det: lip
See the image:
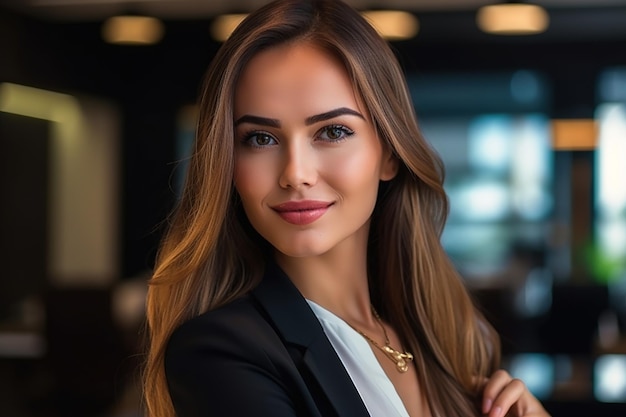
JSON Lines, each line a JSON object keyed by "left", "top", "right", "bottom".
{"left": 271, "top": 200, "right": 333, "bottom": 225}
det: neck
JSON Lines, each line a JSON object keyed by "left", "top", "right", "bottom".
{"left": 274, "top": 236, "right": 374, "bottom": 324}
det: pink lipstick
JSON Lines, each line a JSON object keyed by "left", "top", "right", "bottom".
{"left": 271, "top": 200, "right": 333, "bottom": 225}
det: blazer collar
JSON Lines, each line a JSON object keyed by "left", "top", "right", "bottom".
{"left": 251, "top": 262, "right": 370, "bottom": 417}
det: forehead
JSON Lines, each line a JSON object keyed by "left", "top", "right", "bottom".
{"left": 234, "top": 42, "right": 362, "bottom": 118}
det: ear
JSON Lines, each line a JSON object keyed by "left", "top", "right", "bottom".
{"left": 379, "top": 147, "right": 399, "bottom": 181}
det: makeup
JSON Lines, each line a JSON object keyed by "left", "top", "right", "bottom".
{"left": 271, "top": 200, "right": 333, "bottom": 225}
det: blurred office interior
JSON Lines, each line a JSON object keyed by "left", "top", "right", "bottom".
{"left": 0, "top": 0, "right": 625, "bottom": 416}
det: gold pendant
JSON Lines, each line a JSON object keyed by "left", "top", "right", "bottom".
{"left": 382, "top": 346, "right": 413, "bottom": 373}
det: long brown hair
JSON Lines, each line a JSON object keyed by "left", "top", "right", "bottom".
{"left": 144, "top": 1, "right": 500, "bottom": 416}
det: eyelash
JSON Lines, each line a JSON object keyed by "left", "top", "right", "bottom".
{"left": 318, "top": 124, "right": 355, "bottom": 142}
{"left": 240, "top": 124, "right": 355, "bottom": 148}
{"left": 240, "top": 130, "right": 276, "bottom": 148}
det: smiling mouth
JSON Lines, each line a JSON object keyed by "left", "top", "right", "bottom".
{"left": 271, "top": 201, "right": 333, "bottom": 225}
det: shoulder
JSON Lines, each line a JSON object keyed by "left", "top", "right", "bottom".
{"left": 170, "top": 296, "right": 264, "bottom": 334}
{"left": 165, "top": 295, "right": 273, "bottom": 360}
{"left": 163, "top": 298, "right": 311, "bottom": 417}
{"left": 164, "top": 296, "right": 291, "bottom": 400}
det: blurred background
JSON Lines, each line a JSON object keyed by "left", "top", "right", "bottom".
{"left": 0, "top": 0, "right": 625, "bottom": 416}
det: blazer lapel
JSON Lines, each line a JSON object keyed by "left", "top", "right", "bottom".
{"left": 252, "top": 262, "right": 370, "bottom": 417}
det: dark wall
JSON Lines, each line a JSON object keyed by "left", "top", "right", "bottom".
{"left": 0, "top": 113, "right": 49, "bottom": 314}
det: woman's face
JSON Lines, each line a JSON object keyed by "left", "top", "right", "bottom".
{"left": 233, "top": 42, "right": 397, "bottom": 259}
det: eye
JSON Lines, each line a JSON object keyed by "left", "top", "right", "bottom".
{"left": 317, "top": 125, "right": 354, "bottom": 142}
{"left": 242, "top": 131, "right": 278, "bottom": 148}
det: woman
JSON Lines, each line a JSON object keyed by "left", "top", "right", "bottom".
{"left": 144, "top": 1, "right": 550, "bottom": 416}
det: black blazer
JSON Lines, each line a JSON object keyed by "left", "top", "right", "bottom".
{"left": 165, "top": 263, "right": 371, "bottom": 417}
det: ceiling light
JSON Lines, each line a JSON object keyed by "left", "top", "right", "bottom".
{"left": 210, "top": 10, "right": 417, "bottom": 43}
{"left": 211, "top": 14, "right": 248, "bottom": 42}
{"left": 477, "top": 3, "right": 549, "bottom": 35}
{"left": 102, "top": 15, "right": 164, "bottom": 45}
{"left": 361, "top": 10, "right": 419, "bottom": 41}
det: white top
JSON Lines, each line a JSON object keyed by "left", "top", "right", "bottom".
{"left": 306, "top": 300, "right": 410, "bottom": 417}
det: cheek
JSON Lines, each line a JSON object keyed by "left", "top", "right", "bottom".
{"left": 234, "top": 154, "right": 273, "bottom": 203}
{"left": 324, "top": 146, "right": 382, "bottom": 188}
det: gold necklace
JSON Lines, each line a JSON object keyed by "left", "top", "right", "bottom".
{"left": 347, "top": 307, "right": 414, "bottom": 373}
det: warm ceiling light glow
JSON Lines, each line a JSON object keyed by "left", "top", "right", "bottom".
{"left": 477, "top": 4, "right": 549, "bottom": 35}
{"left": 102, "top": 15, "right": 164, "bottom": 45}
{"left": 361, "top": 10, "right": 419, "bottom": 40}
{"left": 211, "top": 14, "right": 248, "bottom": 42}
{"left": 551, "top": 119, "right": 598, "bottom": 150}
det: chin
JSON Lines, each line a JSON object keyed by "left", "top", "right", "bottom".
{"left": 276, "top": 248, "right": 327, "bottom": 259}
{"left": 273, "top": 241, "right": 331, "bottom": 259}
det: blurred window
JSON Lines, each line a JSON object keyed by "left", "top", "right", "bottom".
{"left": 594, "top": 68, "right": 626, "bottom": 290}
{"left": 595, "top": 354, "right": 626, "bottom": 402}
{"left": 408, "top": 71, "right": 553, "bottom": 283}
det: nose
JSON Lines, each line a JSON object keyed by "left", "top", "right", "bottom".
{"left": 278, "top": 141, "right": 317, "bottom": 189}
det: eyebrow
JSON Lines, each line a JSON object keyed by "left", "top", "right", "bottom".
{"left": 305, "top": 107, "right": 365, "bottom": 125}
{"left": 234, "top": 107, "right": 364, "bottom": 128}
{"left": 233, "top": 115, "right": 280, "bottom": 128}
